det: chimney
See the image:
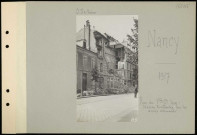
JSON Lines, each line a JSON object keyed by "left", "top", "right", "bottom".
{"left": 86, "top": 20, "right": 91, "bottom": 50}
{"left": 83, "top": 25, "right": 86, "bottom": 48}
{"left": 86, "top": 20, "right": 90, "bottom": 27}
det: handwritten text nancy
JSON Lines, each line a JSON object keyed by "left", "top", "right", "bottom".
{"left": 147, "top": 30, "right": 179, "bottom": 54}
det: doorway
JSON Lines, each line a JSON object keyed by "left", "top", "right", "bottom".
{"left": 82, "top": 73, "right": 87, "bottom": 91}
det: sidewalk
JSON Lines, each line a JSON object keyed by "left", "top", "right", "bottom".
{"left": 77, "top": 93, "right": 138, "bottom": 122}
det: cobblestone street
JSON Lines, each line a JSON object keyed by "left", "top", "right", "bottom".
{"left": 77, "top": 93, "right": 138, "bottom": 122}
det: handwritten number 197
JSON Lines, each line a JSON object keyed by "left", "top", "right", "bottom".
{"left": 159, "top": 72, "right": 170, "bottom": 83}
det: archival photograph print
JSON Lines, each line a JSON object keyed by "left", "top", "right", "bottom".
{"left": 76, "top": 15, "right": 138, "bottom": 122}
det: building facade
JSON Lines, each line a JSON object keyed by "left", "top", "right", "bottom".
{"left": 77, "top": 45, "right": 97, "bottom": 93}
{"left": 76, "top": 20, "right": 137, "bottom": 96}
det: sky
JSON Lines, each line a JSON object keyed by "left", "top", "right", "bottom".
{"left": 76, "top": 15, "right": 138, "bottom": 42}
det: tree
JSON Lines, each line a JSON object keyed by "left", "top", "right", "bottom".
{"left": 127, "top": 17, "right": 138, "bottom": 87}
{"left": 127, "top": 17, "right": 138, "bottom": 57}
{"left": 91, "top": 67, "right": 100, "bottom": 92}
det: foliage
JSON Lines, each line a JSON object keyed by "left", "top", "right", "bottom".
{"left": 127, "top": 18, "right": 138, "bottom": 65}
{"left": 91, "top": 67, "right": 99, "bottom": 82}
{"left": 127, "top": 18, "right": 138, "bottom": 48}
{"left": 132, "top": 67, "right": 138, "bottom": 87}
{"left": 94, "top": 88, "right": 108, "bottom": 95}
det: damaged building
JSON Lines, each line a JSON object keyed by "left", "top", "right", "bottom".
{"left": 76, "top": 20, "right": 137, "bottom": 96}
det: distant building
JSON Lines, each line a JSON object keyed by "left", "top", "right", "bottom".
{"left": 76, "top": 20, "right": 137, "bottom": 96}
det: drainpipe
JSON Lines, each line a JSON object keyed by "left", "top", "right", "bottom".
{"left": 84, "top": 25, "right": 85, "bottom": 40}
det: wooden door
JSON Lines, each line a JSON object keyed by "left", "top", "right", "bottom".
{"left": 82, "top": 73, "right": 87, "bottom": 91}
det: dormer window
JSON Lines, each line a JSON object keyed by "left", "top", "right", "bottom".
{"left": 98, "top": 50, "right": 102, "bottom": 57}
{"left": 105, "top": 42, "right": 108, "bottom": 46}
{"left": 100, "top": 40, "right": 103, "bottom": 45}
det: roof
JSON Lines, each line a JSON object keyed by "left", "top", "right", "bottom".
{"left": 76, "top": 26, "right": 98, "bottom": 53}
{"left": 76, "top": 21, "right": 128, "bottom": 52}
{"left": 93, "top": 30, "right": 109, "bottom": 41}
{"left": 76, "top": 28, "right": 85, "bottom": 41}
{"left": 103, "top": 33, "right": 125, "bottom": 48}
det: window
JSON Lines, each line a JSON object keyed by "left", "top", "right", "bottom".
{"left": 99, "top": 77, "right": 104, "bottom": 89}
{"left": 129, "top": 63, "right": 131, "bottom": 70}
{"left": 124, "top": 80, "right": 127, "bottom": 85}
{"left": 100, "top": 63, "right": 103, "bottom": 72}
{"left": 116, "top": 51, "right": 118, "bottom": 56}
{"left": 130, "top": 63, "right": 132, "bottom": 70}
{"left": 111, "top": 79, "right": 113, "bottom": 88}
{"left": 117, "top": 79, "right": 120, "bottom": 88}
{"left": 107, "top": 78, "right": 110, "bottom": 88}
{"left": 115, "top": 78, "right": 118, "bottom": 88}
{"left": 76, "top": 52, "right": 79, "bottom": 68}
{"left": 110, "top": 78, "right": 113, "bottom": 88}
{"left": 83, "top": 56, "right": 87, "bottom": 68}
{"left": 115, "top": 64, "right": 118, "bottom": 69}
{"left": 91, "top": 58, "right": 95, "bottom": 69}
{"left": 98, "top": 49, "right": 102, "bottom": 57}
